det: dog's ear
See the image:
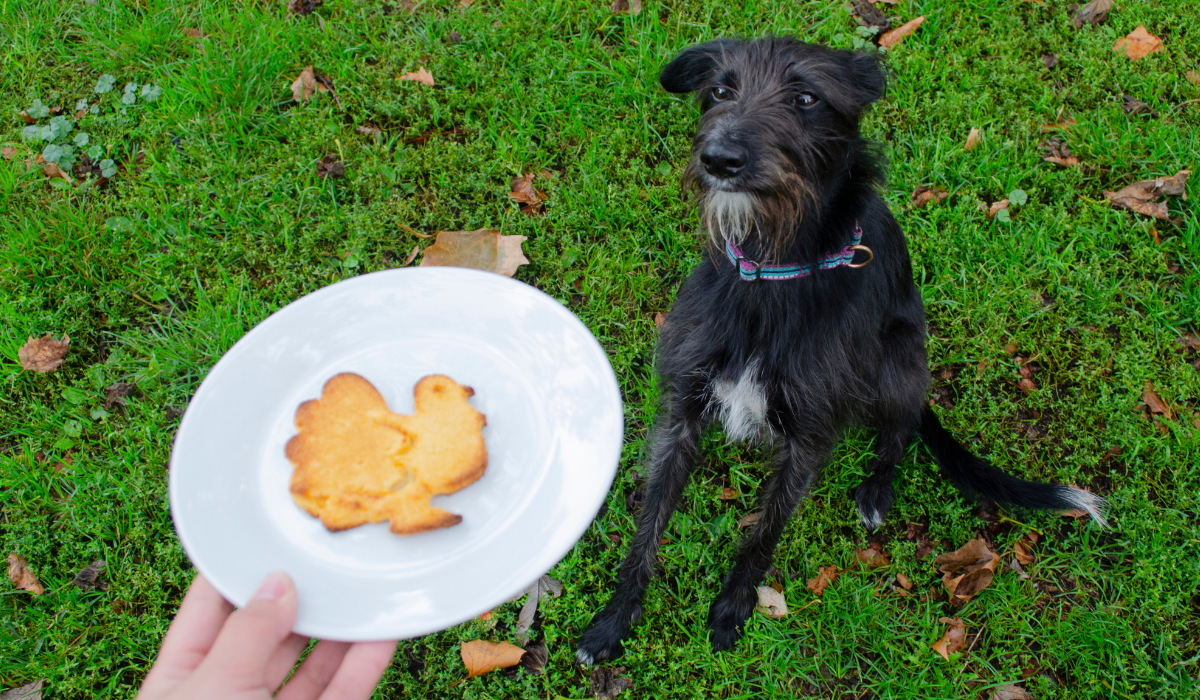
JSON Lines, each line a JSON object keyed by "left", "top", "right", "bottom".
{"left": 850, "top": 52, "right": 886, "bottom": 106}
{"left": 660, "top": 39, "right": 741, "bottom": 93}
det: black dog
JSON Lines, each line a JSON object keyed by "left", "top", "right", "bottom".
{"left": 576, "top": 37, "right": 1105, "bottom": 663}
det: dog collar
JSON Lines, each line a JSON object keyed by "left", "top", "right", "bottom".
{"left": 723, "top": 223, "right": 873, "bottom": 281}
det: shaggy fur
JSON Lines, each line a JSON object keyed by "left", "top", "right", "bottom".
{"left": 575, "top": 37, "right": 1105, "bottom": 664}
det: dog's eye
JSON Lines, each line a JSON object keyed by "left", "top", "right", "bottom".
{"left": 790, "top": 92, "right": 818, "bottom": 107}
{"left": 711, "top": 86, "right": 733, "bottom": 102}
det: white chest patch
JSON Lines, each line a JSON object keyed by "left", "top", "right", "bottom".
{"left": 710, "top": 360, "right": 771, "bottom": 443}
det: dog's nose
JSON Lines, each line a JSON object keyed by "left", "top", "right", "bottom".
{"left": 700, "top": 143, "right": 748, "bottom": 179}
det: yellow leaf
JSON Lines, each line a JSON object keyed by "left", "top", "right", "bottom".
{"left": 460, "top": 640, "right": 525, "bottom": 678}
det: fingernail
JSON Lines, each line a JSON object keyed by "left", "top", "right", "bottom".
{"left": 253, "top": 572, "right": 289, "bottom": 601}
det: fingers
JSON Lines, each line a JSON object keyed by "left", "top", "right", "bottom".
{"left": 192, "top": 571, "right": 298, "bottom": 689}
{"left": 274, "top": 640, "right": 351, "bottom": 700}
{"left": 314, "top": 640, "right": 398, "bottom": 700}
{"left": 265, "top": 633, "right": 313, "bottom": 690}
{"left": 136, "top": 574, "right": 234, "bottom": 698}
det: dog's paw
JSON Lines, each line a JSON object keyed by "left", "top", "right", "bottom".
{"left": 575, "top": 605, "right": 640, "bottom": 665}
{"left": 854, "top": 473, "right": 895, "bottom": 530}
{"left": 707, "top": 590, "right": 756, "bottom": 652}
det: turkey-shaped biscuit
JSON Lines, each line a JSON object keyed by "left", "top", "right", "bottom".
{"left": 286, "top": 373, "right": 487, "bottom": 535}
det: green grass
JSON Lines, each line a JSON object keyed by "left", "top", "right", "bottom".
{"left": 2, "top": 0, "right": 1198, "bottom": 697}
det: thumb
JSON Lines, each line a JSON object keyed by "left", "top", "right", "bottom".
{"left": 193, "top": 571, "right": 298, "bottom": 689}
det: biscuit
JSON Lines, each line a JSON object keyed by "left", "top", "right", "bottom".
{"left": 285, "top": 373, "right": 488, "bottom": 535}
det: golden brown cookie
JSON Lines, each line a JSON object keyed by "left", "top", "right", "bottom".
{"left": 285, "top": 373, "right": 488, "bottom": 535}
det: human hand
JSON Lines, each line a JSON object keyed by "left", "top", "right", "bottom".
{"left": 137, "top": 572, "right": 397, "bottom": 700}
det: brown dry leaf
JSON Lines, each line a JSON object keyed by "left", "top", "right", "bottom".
{"left": 1013, "top": 539, "right": 1035, "bottom": 565}
{"left": 1179, "top": 334, "right": 1200, "bottom": 351}
{"left": 403, "top": 245, "right": 420, "bottom": 265}
{"left": 931, "top": 617, "right": 966, "bottom": 661}
{"left": 855, "top": 546, "right": 891, "bottom": 569}
{"left": 1142, "top": 381, "right": 1172, "bottom": 421}
{"left": 291, "top": 66, "right": 317, "bottom": 102}
{"left": 1188, "top": 71, "right": 1200, "bottom": 87}
{"left": 459, "top": 640, "right": 525, "bottom": 678}
{"left": 1041, "top": 137, "right": 1079, "bottom": 167}
{"left": 0, "top": 680, "right": 43, "bottom": 700}
{"left": 7, "top": 554, "right": 44, "bottom": 595}
{"left": 42, "top": 163, "right": 72, "bottom": 183}
{"left": 990, "top": 683, "right": 1035, "bottom": 700}
{"left": 590, "top": 666, "right": 634, "bottom": 699}
{"left": 718, "top": 486, "right": 738, "bottom": 500}
{"left": 1072, "top": 0, "right": 1112, "bottom": 29}
{"left": 18, "top": 110, "right": 35, "bottom": 124}
{"left": 1122, "top": 95, "right": 1156, "bottom": 117}
{"left": 850, "top": 0, "right": 891, "bottom": 31}
{"left": 878, "top": 16, "right": 925, "bottom": 49}
{"left": 1105, "top": 170, "right": 1189, "bottom": 220}
{"left": 610, "top": 0, "right": 642, "bottom": 15}
{"left": 755, "top": 586, "right": 788, "bottom": 619}
{"left": 1114, "top": 25, "right": 1164, "bottom": 61}
{"left": 18, "top": 334, "right": 70, "bottom": 372}
{"left": 964, "top": 127, "right": 981, "bottom": 151}
{"left": 182, "top": 27, "right": 204, "bottom": 38}
{"left": 1016, "top": 377, "right": 1037, "bottom": 393}
{"left": 104, "top": 381, "right": 135, "bottom": 409}
{"left": 508, "top": 173, "right": 548, "bottom": 215}
{"left": 316, "top": 154, "right": 345, "bottom": 179}
{"left": 806, "top": 565, "right": 839, "bottom": 596}
{"left": 654, "top": 312, "right": 666, "bottom": 328}
{"left": 420, "top": 229, "right": 530, "bottom": 277}
{"left": 895, "top": 572, "right": 913, "bottom": 590}
{"left": 288, "top": 0, "right": 324, "bottom": 16}
{"left": 911, "top": 185, "right": 949, "bottom": 208}
{"left": 985, "top": 199, "right": 1010, "bottom": 220}
{"left": 519, "top": 640, "right": 548, "bottom": 675}
{"left": 73, "top": 560, "right": 107, "bottom": 591}
{"left": 2, "top": 146, "right": 16, "bottom": 160}
{"left": 934, "top": 537, "right": 997, "bottom": 601}
{"left": 355, "top": 124, "right": 382, "bottom": 138}
{"left": 400, "top": 67, "right": 436, "bottom": 86}
{"left": 1041, "top": 52, "right": 1058, "bottom": 69}
{"left": 737, "top": 511, "right": 761, "bottom": 529}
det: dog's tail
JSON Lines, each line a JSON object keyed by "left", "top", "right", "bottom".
{"left": 918, "top": 406, "right": 1107, "bottom": 527}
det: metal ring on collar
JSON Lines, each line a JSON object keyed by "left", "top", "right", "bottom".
{"left": 846, "top": 244, "right": 873, "bottom": 269}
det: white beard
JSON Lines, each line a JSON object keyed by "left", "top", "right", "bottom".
{"left": 701, "top": 190, "right": 756, "bottom": 245}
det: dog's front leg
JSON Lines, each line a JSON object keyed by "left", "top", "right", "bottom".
{"left": 708, "top": 436, "right": 827, "bottom": 652}
{"left": 575, "top": 413, "right": 704, "bottom": 664}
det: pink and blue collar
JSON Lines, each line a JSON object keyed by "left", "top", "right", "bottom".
{"left": 723, "top": 223, "right": 873, "bottom": 281}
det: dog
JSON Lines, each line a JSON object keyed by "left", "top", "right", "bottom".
{"left": 575, "top": 37, "right": 1106, "bottom": 663}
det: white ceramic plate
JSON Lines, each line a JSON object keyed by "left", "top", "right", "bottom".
{"left": 169, "top": 267, "right": 623, "bottom": 641}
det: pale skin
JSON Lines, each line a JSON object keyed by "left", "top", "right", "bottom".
{"left": 137, "top": 572, "right": 397, "bottom": 700}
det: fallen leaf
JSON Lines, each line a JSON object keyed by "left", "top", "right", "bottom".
{"left": 931, "top": 617, "right": 966, "bottom": 661}
{"left": 654, "top": 312, "right": 666, "bottom": 328}
{"left": 737, "top": 511, "right": 761, "bottom": 529}
{"left": 0, "top": 680, "right": 43, "bottom": 700}
{"left": 42, "top": 163, "right": 73, "bottom": 183}
{"left": 806, "top": 565, "right": 839, "bottom": 595}
{"left": 1114, "top": 25, "right": 1163, "bottom": 61}
{"left": 878, "top": 16, "right": 924, "bottom": 49}
{"left": 1105, "top": 170, "right": 1190, "bottom": 220}
{"left": 964, "top": 127, "right": 981, "bottom": 151}
{"left": 19, "top": 110, "right": 35, "bottom": 124}
{"left": 985, "top": 199, "right": 1010, "bottom": 220}
{"left": 104, "top": 381, "right": 135, "bottom": 409}
{"left": 1040, "top": 137, "right": 1079, "bottom": 167}
{"left": 755, "top": 586, "right": 788, "bottom": 619}
{"left": 72, "top": 560, "right": 107, "bottom": 591}
{"left": 182, "top": 27, "right": 204, "bottom": 38}
{"left": 291, "top": 66, "right": 317, "bottom": 102}
{"left": 990, "top": 683, "right": 1035, "bottom": 700}
{"left": 895, "top": 572, "right": 913, "bottom": 590}
{"left": 447, "top": 31, "right": 463, "bottom": 43}
{"left": 911, "top": 185, "right": 949, "bottom": 208}
{"left": 316, "top": 154, "right": 345, "bottom": 179}
{"left": 519, "top": 640, "right": 548, "bottom": 675}
{"left": 1013, "top": 538, "right": 1035, "bottom": 565}
{"left": 1188, "top": 71, "right": 1200, "bottom": 87}
{"left": 850, "top": 0, "right": 891, "bottom": 31}
{"left": 1004, "top": 343, "right": 1019, "bottom": 355}
{"left": 856, "top": 546, "right": 891, "bottom": 569}
{"left": 18, "top": 334, "right": 70, "bottom": 372}
{"left": 1071, "top": 0, "right": 1112, "bottom": 29}
{"left": 288, "top": 0, "right": 323, "bottom": 16}
{"left": 7, "top": 554, "right": 44, "bottom": 595}
{"left": 609, "top": 0, "right": 641, "bottom": 15}
{"left": 403, "top": 245, "right": 420, "bottom": 265}
{"left": 1142, "top": 381, "right": 1172, "bottom": 421}
{"left": 400, "top": 67, "right": 435, "bottom": 86}
{"left": 420, "top": 229, "right": 529, "bottom": 277}
{"left": 1016, "top": 377, "right": 1037, "bottom": 392}
{"left": 915, "top": 537, "right": 935, "bottom": 560}
{"left": 355, "top": 124, "right": 382, "bottom": 138}
{"left": 508, "top": 172, "right": 548, "bottom": 215}
{"left": 516, "top": 575, "right": 563, "bottom": 642}
{"left": 590, "top": 666, "right": 634, "bottom": 698}
{"left": 1122, "top": 95, "right": 1156, "bottom": 117}
{"left": 2, "top": 147, "right": 16, "bottom": 160}
{"left": 934, "top": 537, "right": 997, "bottom": 601}
{"left": 1041, "top": 52, "right": 1058, "bottom": 69}
{"left": 459, "top": 640, "right": 525, "bottom": 678}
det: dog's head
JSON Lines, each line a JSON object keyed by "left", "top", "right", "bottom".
{"left": 662, "top": 37, "right": 885, "bottom": 251}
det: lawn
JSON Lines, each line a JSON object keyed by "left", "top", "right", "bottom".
{"left": 2, "top": 0, "right": 1198, "bottom": 697}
